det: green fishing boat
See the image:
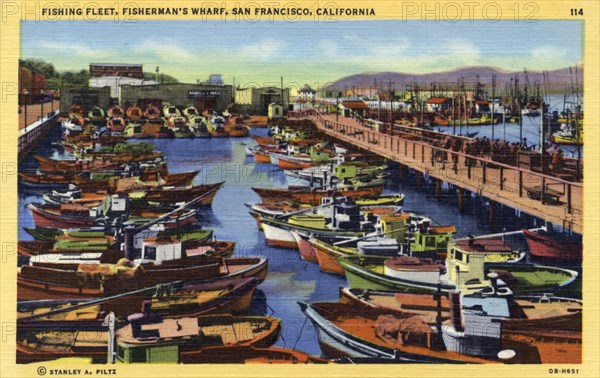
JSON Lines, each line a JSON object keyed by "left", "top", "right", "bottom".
{"left": 24, "top": 227, "right": 106, "bottom": 241}
{"left": 339, "top": 239, "right": 578, "bottom": 295}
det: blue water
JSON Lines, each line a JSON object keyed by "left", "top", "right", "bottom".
{"left": 18, "top": 126, "right": 582, "bottom": 357}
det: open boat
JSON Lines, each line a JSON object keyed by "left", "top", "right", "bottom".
{"left": 17, "top": 313, "right": 280, "bottom": 364}
{"left": 144, "top": 106, "right": 161, "bottom": 119}
{"left": 300, "top": 299, "right": 580, "bottom": 363}
{"left": 17, "top": 253, "right": 268, "bottom": 301}
{"left": 125, "top": 106, "right": 143, "bottom": 121}
{"left": 17, "top": 276, "right": 258, "bottom": 322}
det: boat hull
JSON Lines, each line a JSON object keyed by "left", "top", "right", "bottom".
{"left": 311, "top": 240, "right": 345, "bottom": 275}
{"left": 291, "top": 231, "right": 317, "bottom": 262}
{"left": 522, "top": 229, "right": 582, "bottom": 262}
{"left": 261, "top": 222, "right": 297, "bottom": 249}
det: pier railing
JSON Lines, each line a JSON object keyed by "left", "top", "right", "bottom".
{"left": 288, "top": 109, "right": 583, "bottom": 234}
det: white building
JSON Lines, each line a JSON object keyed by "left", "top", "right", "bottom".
{"left": 89, "top": 76, "right": 156, "bottom": 99}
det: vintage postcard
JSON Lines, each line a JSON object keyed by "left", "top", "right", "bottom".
{"left": 1, "top": 0, "right": 598, "bottom": 377}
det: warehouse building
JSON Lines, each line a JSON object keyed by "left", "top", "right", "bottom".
{"left": 235, "top": 86, "right": 290, "bottom": 115}
{"left": 60, "top": 87, "right": 112, "bottom": 113}
{"left": 119, "top": 83, "right": 233, "bottom": 112}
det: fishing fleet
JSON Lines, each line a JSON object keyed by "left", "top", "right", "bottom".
{"left": 17, "top": 99, "right": 582, "bottom": 365}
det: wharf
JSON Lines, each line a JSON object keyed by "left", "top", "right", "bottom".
{"left": 289, "top": 109, "right": 583, "bottom": 234}
{"left": 18, "top": 106, "right": 60, "bottom": 159}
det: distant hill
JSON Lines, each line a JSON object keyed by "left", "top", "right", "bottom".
{"left": 326, "top": 66, "right": 583, "bottom": 93}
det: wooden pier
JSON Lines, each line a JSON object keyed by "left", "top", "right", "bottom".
{"left": 19, "top": 109, "right": 60, "bottom": 160}
{"left": 289, "top": 110, "right": 583, "bottom": 234}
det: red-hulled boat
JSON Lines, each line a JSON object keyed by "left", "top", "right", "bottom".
{"left": 252, "top": 186, "right": 382, "bottom": 206}
{"left": 277, "top": 155, "right": 320, "bottom": 170}
{"left": 522, "top": 229, "right": 582, "bottom": 262}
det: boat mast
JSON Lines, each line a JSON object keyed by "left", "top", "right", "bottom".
{"left": 104, "top": 312, "right": 116, "bottom": 364}
{"left": 491, "top": 74, "right": 496, "bottom": 140}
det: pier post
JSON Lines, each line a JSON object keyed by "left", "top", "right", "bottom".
{"left": 435, "top": 179, "right": 442, "bottom": 199}
{"left": 488, "top": 200, "right": 497, "bottom": 226}
{"left": 415, "top": 171, "right": 423, "bottom": 188}
{"left": 399, "top": 164, "right": 408, "bottom": 179}
{"left": 457, "top": 188, "right": 465, "bottom": 213}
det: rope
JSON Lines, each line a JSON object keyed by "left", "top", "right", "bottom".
{"left": 292, "top": 315, "right": 309, "bottom": 351}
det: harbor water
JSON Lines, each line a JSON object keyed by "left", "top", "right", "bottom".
{"left": 18, "top": 125, "right": 582, "bottom": 357}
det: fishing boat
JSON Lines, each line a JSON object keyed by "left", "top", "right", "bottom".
{"left": 227, "top": 116, "right": 250, "bottom": 137}
{"left": 301, "top": 296, "right": 580, "bottom": 363}
{"left": 28, "top": 200, "right": 197, "bottom": 229}
{"left": 17, "top": 313, "right": 280, "bottom": 364}
{"left": 258, "top": 200, "right": 392, "bottom": 249}
{"left": 299, "top": 301, "right": 504, "bottom": 363}
{"left": 550, "top": 122, "right": 583, "bottom": 146}
{"left": 339, "top": 239, "right": 578, "bottom": 295}
{"left": 141, "top": 182, "right": 224, "bottom": 207}
{"left": 306, "top": 217, "right": 459, "bottom": 276}
{"left": 205, "top": 113, "right": 229, "bottom": 137}
{"left": 252, "top": 186, "right": 382, "bottom": 206}
{"left": 187, "top": 116, "right": 211, "bottom": 138}
{"left": 107, "top": 105, "right": 124, "bottom": 118}
{"left": 61, "top": 115, "right": 85, "bottom": 136}
{"left": 253, "top": 149, "right": 274, "bottom": 164}
{"left": 154, "top": 127, "right": 175, "bottom": 139}
{"left": 522, "top": 228, "right": 582, "bottom": 262}
{"left": 339, "top": 287, "right": 581, "bottom": 329}
{"left": 248, "top": 194, "right": 405, "bottom": 231}
{"left": 174, "top": 126, "right": 194, "bottom": 138}
{"left": 33, "top": 155, "right": 120, "bottom": 173}
{"left": 126, "top": 106, "right": 143, "bottom": 121}
{"left": 122, "top": 123, "right": 153, "bottom": 139}
{"left": 163, "top": 105, "right": 181, "bottom": 118}
{"left": 19, "top": 172, "right": 75, "bottom": 188}
{"left": 17, "top": 276, "right": 258, "bottom": 322}
{"left": 166, "top": 114, "right": 188, "bottom": 129}
{"left": 87, "top": 106, "right": 106, "bottom": 123}
{"left": 17, "top": 250, "right": 268, "bottom": 301}
{"left": 174, "top": 345, "right": 328, "bottom": 364}
{"left": 182, "top": 105, "right": 199, "bottom": 119}
{"left": 285, "top": 163, "right": 388, "bottom": 188}
{"left": 144, "top": 106, "right": 161, "bottom": 119}
{"left": 277, "top": 155, "right": 320, "bottom": 170}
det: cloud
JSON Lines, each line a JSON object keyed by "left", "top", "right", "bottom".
{"left": 134, "top": 38, "right": 194, "bottom": 60}
{"left": 239, "top": 38, "right": 286, "bottom": 60}
{"left": 444, "top": 39, "right": 481, "bottom": 64}
{"left": 35, "top": 40, "right": 96, "bottom": 55}
{"left": 532, "top": 45, "right": 567, "bottom": 62}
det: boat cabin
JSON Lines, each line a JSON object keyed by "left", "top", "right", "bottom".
{"left": 139, "top": 238, "right": 183, "bottom": 264}
{"left": 309, "top": 146, "right": 332, "bottom": 163}
{"left": 409, "top": 226, "right": 456, "bottom": 257}
{"left": 115, "top": 315, "right": 202, "bottom": 364}
{"left": 445, "top": 239, "right": 515, "bottom": 293}
{"left": 334, "top": 164, "right": 358, "bottom": 180}
{"left": 376, "top": 214, "right": 409, "bottom": 243}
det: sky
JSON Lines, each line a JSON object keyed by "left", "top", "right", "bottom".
{"left": 21, "top": 20, "right": 583, "bottom": 89}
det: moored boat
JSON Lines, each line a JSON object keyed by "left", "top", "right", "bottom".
{"left": 522, "top": 229, "right": 582, "bottom": 262}
{"left": 252, "top": 186, "right": 382, "bottom": 206}
{"left": 17, "top": 313, "right": 280, "bottom": 364}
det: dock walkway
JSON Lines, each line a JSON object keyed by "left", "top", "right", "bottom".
{"left": 289, "top": 109, "right": 583, "bottom": 234}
